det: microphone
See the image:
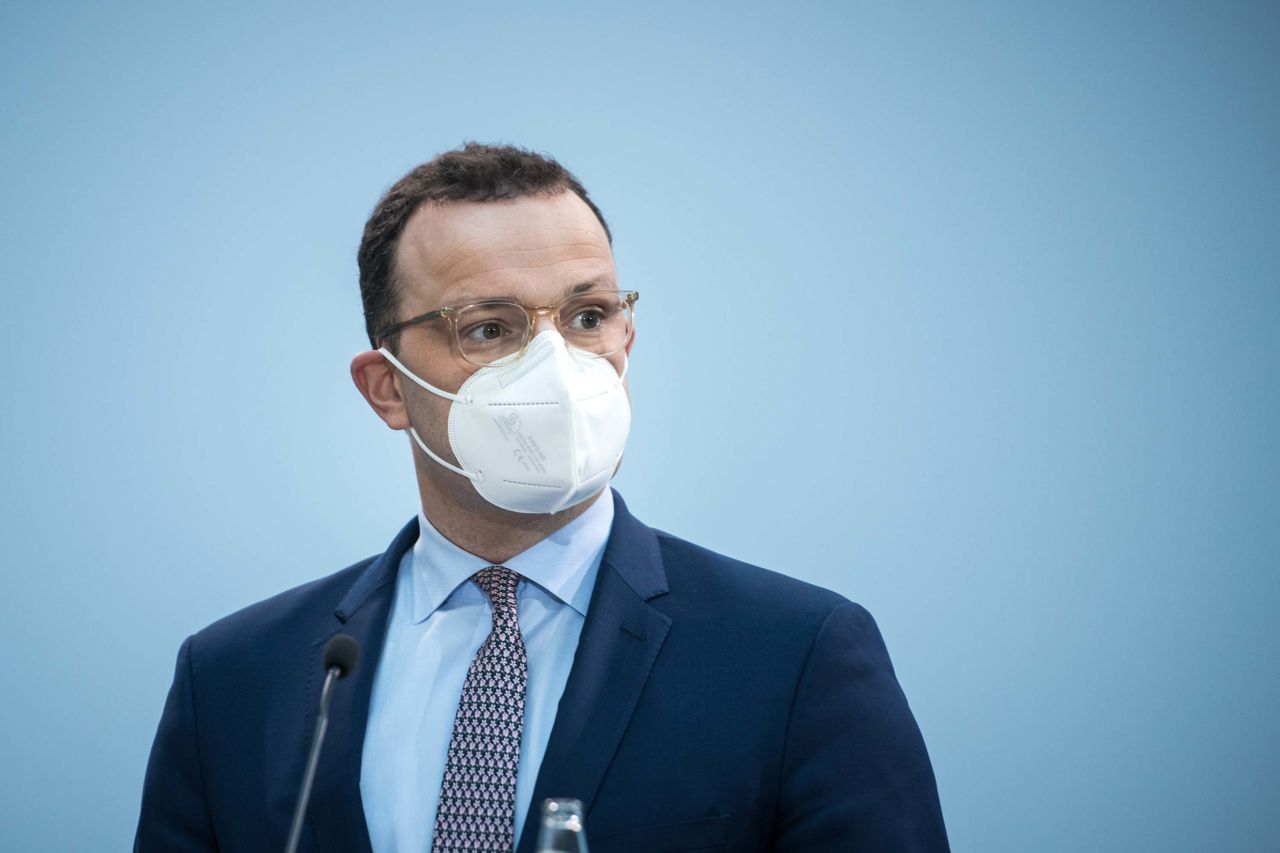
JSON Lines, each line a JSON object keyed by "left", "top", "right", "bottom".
{"left": 322, "top": 634, "right": 360, "bottom": 678}
{"left": 284, "top": 634, "right": 360, "bottom": 853}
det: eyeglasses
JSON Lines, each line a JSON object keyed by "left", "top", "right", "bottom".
{"left": 376, "top": 289, "right": 638, "bottom": 367}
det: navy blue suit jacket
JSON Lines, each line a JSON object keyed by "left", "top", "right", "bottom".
{"left": 137, "top": 493, "right": 949, "bottom": 851}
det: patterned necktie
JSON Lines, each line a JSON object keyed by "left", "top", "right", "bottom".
{"left": 432, "top": 566, "right": 529, "bottom": 853}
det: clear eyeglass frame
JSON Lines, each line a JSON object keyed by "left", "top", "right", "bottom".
{"left": 375, "top": 289, "right": 639, "bottom": 368}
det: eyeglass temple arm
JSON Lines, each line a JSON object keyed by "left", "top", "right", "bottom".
{"left": 374, "top": 307, "right": 451, "bottom": 345}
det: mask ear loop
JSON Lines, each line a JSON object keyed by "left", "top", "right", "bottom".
{"left": 377, "top": 347, "right": 480, "bottom": 482}
{"left": 377, "top": 347, "right": 467, "bottom": 402}
{"left": 407, "top": 427, "right": 478, "bottom": 481}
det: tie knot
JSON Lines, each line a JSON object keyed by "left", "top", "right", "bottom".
{"left": 471, "top": 566, "right": 520, "bottom": 616}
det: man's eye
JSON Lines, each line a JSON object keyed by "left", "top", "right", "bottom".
{"left": 464, "top": 321, "right": 512, "bottom": 342}
{"left": 569, "top": 308, "right": 606, "bottom": 331}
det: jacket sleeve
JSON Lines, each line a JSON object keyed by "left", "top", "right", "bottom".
{"left": 135, "top": 635, "right": 219, "bottom": 852}
{"left": 774, "top": 602, "right": 950, "bottom": 851}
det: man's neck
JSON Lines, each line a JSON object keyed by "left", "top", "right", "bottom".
{"left": 415, "top": 466, "right": 602, "bottom": 564}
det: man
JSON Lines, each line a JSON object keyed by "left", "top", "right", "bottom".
{"left": 136, "top": 143, "right": 950, "bottom": 852}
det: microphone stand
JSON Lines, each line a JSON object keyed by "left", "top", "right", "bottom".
{"left": 284, "top": 663, "right": 341, "bottom": 853}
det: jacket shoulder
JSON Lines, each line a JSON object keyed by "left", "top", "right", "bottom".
{"left": 652, "top": 528, "right": 859, "bottom": 626}
{"left": 188, "top": 555, "right": 378, "bottom": 661}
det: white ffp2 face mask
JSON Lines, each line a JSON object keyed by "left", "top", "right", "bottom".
{"left": 378, "top": 331, "right": 631, "bottom": 515}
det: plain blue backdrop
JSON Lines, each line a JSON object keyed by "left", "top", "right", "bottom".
{"left": 2, "top": 2, "right": 1277, "bottom": 850}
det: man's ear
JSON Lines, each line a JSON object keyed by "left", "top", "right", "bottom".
{"left": 625, "top": 327, "right": 636, "bottom": 356}
{"left": 351, "top": 350, "right": 411, "bottom": 430}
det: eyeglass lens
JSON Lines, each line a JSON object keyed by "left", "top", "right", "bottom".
{"left": 453, "top": 292, "right": 634, "bottom": 366}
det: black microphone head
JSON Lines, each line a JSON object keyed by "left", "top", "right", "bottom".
{"left": 322, "top": 634, "right": 360, "bottom": 678}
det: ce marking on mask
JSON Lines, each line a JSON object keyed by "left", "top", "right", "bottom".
{"left": 494, "top": 408, "right": 550, "bottom": 475}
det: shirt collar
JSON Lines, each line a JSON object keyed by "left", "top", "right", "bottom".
{"left": 409, "top": 489, "right": 615, "bottom": 624}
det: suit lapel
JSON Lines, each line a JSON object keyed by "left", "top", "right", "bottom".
{"left": 289, "top": 494, "right": 666, "bottom": 853}
{"left": 304, "top": 518, "right": 418, "bottom": 853}
{"left": 516, "top": 492, "right": 671, "bottom": 853}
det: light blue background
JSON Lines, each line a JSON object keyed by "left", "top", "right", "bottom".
{"left": 2, "top": 2, "right": 1277, "bottom": 850}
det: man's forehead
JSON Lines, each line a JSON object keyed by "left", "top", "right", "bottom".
{"left": 394, "top": 193, "right": 614, "bottom": 306}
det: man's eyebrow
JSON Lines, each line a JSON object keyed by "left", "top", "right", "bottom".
{"left": 568, "top": 276, "right": 614, "bottom": 295}
{"left": 446, "top": 276, "right": 614, "bottom": 306}
{"left": 447, "top": 293, "right": 517, "bottom": 305}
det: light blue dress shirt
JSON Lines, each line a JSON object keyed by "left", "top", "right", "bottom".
{"left": 360, "top": 489, "right": 613, "bottom": 852}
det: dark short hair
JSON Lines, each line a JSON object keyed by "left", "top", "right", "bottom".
{"left": 357, "top": 142, "right": 613, "bottom": 349}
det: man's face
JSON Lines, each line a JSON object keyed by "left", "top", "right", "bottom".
{"left": 387, "top": 191, "right": 623, "bottom": 480}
